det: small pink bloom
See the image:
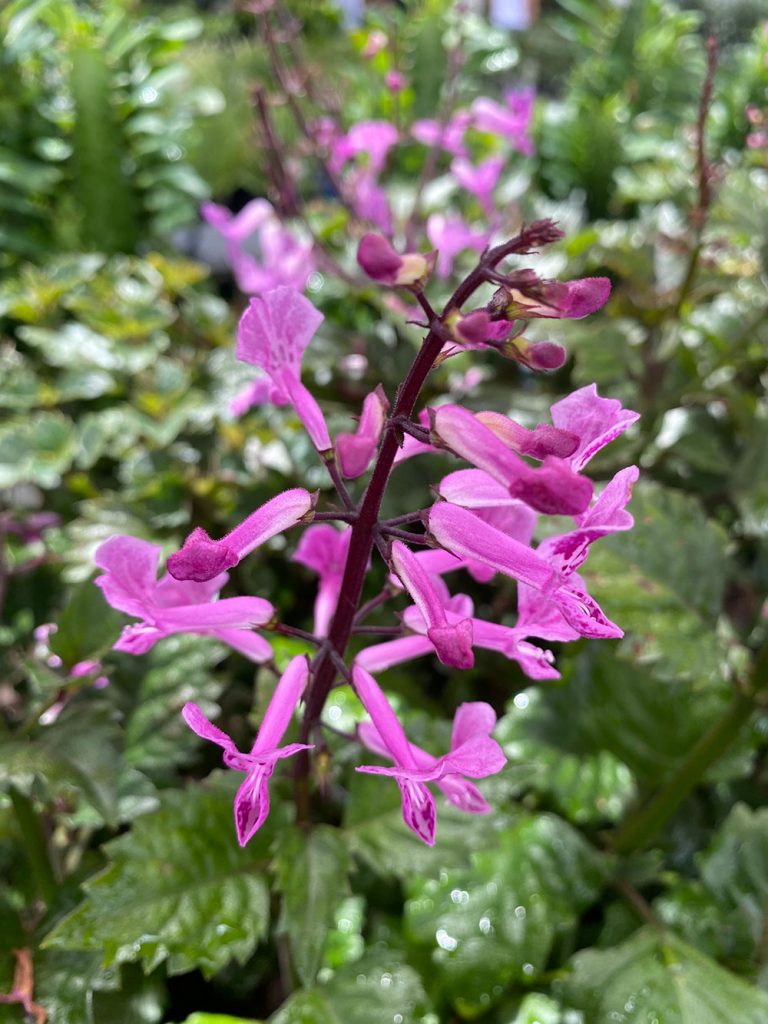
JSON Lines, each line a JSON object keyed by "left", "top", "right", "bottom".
{"left": 292, "top": 525, "right": 352, "bottom": 637}
{"left": 426, "top": 214, "right": 489, "bottom": 278}
{"left": 201, "top": 199, "right": 273, "bottom": 244}
{"left": 476, "top": 411, "right": 579, "bottom": 461}
{"left": 359, "top": 699, "right": 505, "bottom": 815}
{"left": 411, "top": 112, "right": 471, "bottom": 156}
{"left": 183, "top": 655, "right": 312, "bottom": 845}
{"left": 428, "top": 502, "right": 623, "bottom": 640}
{"left": 390, "top": 541, "right": 474, "bottom": 669}
{"left": 471, "top": 88, "right": 535, "bottom": 156}
{"left": 451, "top": 156, "right": 505, "bottom": 215}
{"left": 237, "top": 287, "right": 331, "bottom": 452}
{"left": 337, "top": 386, "right": 390, "bottom": 478}
{"left": 511, "top": 277, "right": 612, "bottom": 320}
{"left": 349, "top": 169, "right": 393, "bottom": 234}
{"left": 432, "top": 404, "right": 594, "bottom": 516}
{"left": 331, "top": 120, "right": 399, "bottom": 174}
{"left": 95, "top": 536, "right": 275, "bottom": 660}
{"left": 229, "top": 377, "right": 282, "bottom": 419}
{"left": 353, "top": 665, "right": 506, "bottom": 844}
{"left": 167, "top": 489, "right": 314, "bottom": 583}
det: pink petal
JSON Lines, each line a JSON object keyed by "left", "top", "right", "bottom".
{"left": 352, "top": 665, "right": 418, "bottom": 768}
{"left": 507, "top": 456, "right": 593, "bottom": 517}
{"left": 438, "top": 469, "right": 516, "bottom": 508}
{"left": 476, "top": 411, "right": 579, "bottom": 461}
{"left": 427, "top": 618, "right": 475, "bottom": 669}
{"left": 337, "top": 386, "right": 389, "bottom": 478}
{"left": 237, "top": 287, "right": 324, "bottom": 377}
{"left": 451, "top": 702, "right": 497, "bottom": 748}
{"left": 441, "top": 733, "right": 507, "bottom": 778}
{"left": 354, "top": 635, "right": 435, "bottom": 673}
{"left": 234, "top": 766, "right": 272, "bottom": 846}
{"left": 182, "top": 702, "right": 236, "bottom": 752}
{"left": 113, "top": 623, "right": 165, "bottom": 655}
{"left": 428, "top": 503, "right": 556, "bottom": 592}
{"left": 553, "top": 578, "right": 623, "bottom": 639}
{"left": 213, "top": 628, "right": 274, "bottom": 663}
{"left": 276, "top": 370, "right": 333, "bottom": 452}
{"left": 94, "top": 536, "right": 162, "bottom": 618}
{"left": 159, "top": 595, "right": 274, "bottom": 631}
{"left": 438, "top": 775, "right": 491, "bottom": 814}
{"left": 253, "top": 654, "right": 309, "bottom": 753}
{"left": 398, "top": 778, "right": 436, "bottom": 845}
{"left": 550, "top": 384, "right": 640, "bottom": 471}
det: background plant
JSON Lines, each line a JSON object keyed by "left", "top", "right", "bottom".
{"left": 1, "top": 1, "right": 768, "bottom": 1022}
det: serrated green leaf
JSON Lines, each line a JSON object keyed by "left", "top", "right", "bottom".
{"left": 42, "top": 780, "right": 273, "bottom": 977}
{"left": 274, "top": 825, "right": 350, "bottom": 987}
{"left": 562, "top": 927, "right": 768, "bottom": 1023}
{"left": 0, "top": 702, "right": 122, "bottom": 824}
{"left": 343, "top": 771, "right": 513, "bottom": 878}
{"left": 586, "top": 480, "right": 729, "bottom": 685}
{"left": 121, "top": 634, "right": 228, "bottom": 777}
{"left": 404, "top": 814, "right": 610, "bottom": 1016}
{"left": 496, "top": 691, "right": 636, "bottom": 824}
{"left": 33, "top": 950, "right": 121, "bottom": 1024}
{"left": 269, "top": 950, "right": 431, "bottom": 1024}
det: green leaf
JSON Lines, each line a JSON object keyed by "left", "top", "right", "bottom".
{"left": 269, "top": 950, "right": 431, "bottom": 1024}
{"left": 343, "top": 771, "right": 513, "bottom": 878}
{"left": 496, "top": 691, "right": 636, "bottom": 824}
{"left": 0, "top": 702, "right": 123, "bottom": 824}
{"left": 562, "top": 927, "right": 768, "bottom": 1023}
{"left": 121, "top": 634, "right": 228, "bottom": 777}
{"left": 658, "top": 804, "right": 768, "bottom": 966}
{"left": 33, "top": 950, "right": 121, "bottom": 1024}
{"left": 404, "top": 814, "right": 610, "bottom": 1016}
{"left": 49, "top": 581, "right": 124, "bottom": 667}
{"left": 586, "top": 480, "right": 730, "bottom": 685}
{"left": 42, "top": 779, "right": 273, "bottom": 977}
{"left": 274, "top": 825, "right": 350, "bottom": 987}
{"left": 0, "top": 413, "right": 76, "bottom": 489}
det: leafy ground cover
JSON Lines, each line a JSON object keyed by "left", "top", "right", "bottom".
{"left": 1, "top": 1, "right": 768, "bottom": 1021}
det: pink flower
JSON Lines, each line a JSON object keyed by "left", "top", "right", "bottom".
{"left": 509, "top": 277, "right": 612, "bottom": 320}
{"left": 432, "top": 404, "right": 594, "bottom": 516}
{"left": 353, "top": 665, "right": 506, "bottom": 844}
{"left": 349, "top": 170, "right": 393, "bottom": 234}
{"left": 337, "top": 386, "right": 390, "bottom": 478}
{"left": 549, "top": 384, "right": 640, "bottom": 471}
{"left": 237, "top": 287, "right": 332, "bottom": 452}
{"left": 390, "top": 541, "right": 474, "bottom": 669}
{"left": 94, "top": 536, "right": 275, "bottom": 660}
{"left": 202, "top": 199, "right": 272, "bottom": 245}
{"left": 292, "top": 525, "right": 351, "bottom": 637}
{"left": 359, "top": 699, "right": 505, "bottom": 815}
{"left": 411, "top": 112, "right": 472, "bottom": 157}
{"left": 182, "top": 655, "right": 312, "bottom": 845}
{"left": 167, "top": 489, "right": 315, "bottom": 583}
{"left": 451, "top": 156, "right": 505, "bottom": 216}
{"left": 362, "top": 29, "right": 388, "bottom": 58}
{"left": 426, "top": 214, "right": 489, "bottom": 278}
{"left": 471, "top": 87, "right": 535, "bottom": 156}
{"left": 428, "top": 502, "right": 623, "bottom": 640}
{"left": 330, "top": 120, "right": 399, "bottom": 174}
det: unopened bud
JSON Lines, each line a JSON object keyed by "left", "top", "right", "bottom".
{"left": 357, "top": 234, "right": 433, "bottom": 289}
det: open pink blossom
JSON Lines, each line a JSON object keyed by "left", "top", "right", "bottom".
{"left": 167, "top": 488, "right": 314, "bottom": 583}
{"left": 451, "top": 156, "right": 505, "bottom": 216}
{"left": 330, "top": 120, "right": 399, "bottom": 174}
{"left": 237, "top": 287, "right": 331, "bottom": 452}
{"left": 426, "top": 214, "right": 489, "bottom": 278}
{"left": 292, "top": 524, "right": 351, "bottom": 637}
{"left": 411, "top": 112, "right": 472, "bottom": 156}
{"left": 349, "top": 169, "right": 393, "bottom": 234}
{"left": 202, "top": 199, "right": 273, "bottom": 245}
{"left": 94, "top": 536, "right": 274, "bottom": 660}
{"left": 360, "top": 699, "right": 505, "bottom": 815}
{"left": 390, "top": 540, "right": 474, "bottom": 669}
{"left": 471, "top": 87, "right": 535, "bottom": 156}
{"left": 432, "top": 404, "right": 594, "bottom": 516}
{"left": 229, "top": 221, "right": 314, "bottom": 295}
{"left": 182, "top": 655, "right": 312, "bottom": 845}
{"left": 337, "top": 386, "right": 389, "bottom": 478}
{"left": 428, "top": 502, "right": 623, "bottom": 639}
{"left": 353, "top": 665, "right": 506, "bottom": 843}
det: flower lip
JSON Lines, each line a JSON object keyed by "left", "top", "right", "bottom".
{"left": 167, "top": 529, "right": 239, "bottom": 582}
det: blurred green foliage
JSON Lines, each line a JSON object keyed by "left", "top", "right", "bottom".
{"left": 1, "top": 0, "right": 768, "bottom": 1022}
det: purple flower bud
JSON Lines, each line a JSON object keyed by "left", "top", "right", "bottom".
{"left": 357, "top": 234, "right": 433, "bottom": 288}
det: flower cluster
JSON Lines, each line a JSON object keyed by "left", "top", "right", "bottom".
{"left": 94, "top": 215, "right": 638, "bottom": 847}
